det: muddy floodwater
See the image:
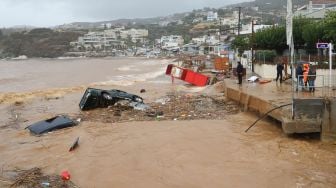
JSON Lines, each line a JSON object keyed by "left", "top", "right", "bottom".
{"left": 0, "top": 57, "right": 335, "bottom": 188}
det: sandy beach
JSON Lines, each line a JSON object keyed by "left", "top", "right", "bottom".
{"left": 0, "top": 57, "right": 336, "bottom": 187}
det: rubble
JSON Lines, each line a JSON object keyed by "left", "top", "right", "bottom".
{"left": 1, "top": 168, "right": 77, "bottom": 188}
{"left": 79, "top": 93, "right": 239, "bottom": 123}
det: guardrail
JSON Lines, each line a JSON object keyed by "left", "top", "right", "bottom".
{"left": 295, "top": 75, "right": 336, "bottom": 98}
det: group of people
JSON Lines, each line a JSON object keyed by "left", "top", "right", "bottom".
{"left": 296, "top": 63, "right": 316, "bottom": 92}
{"left": 235, "top": 61, "right": 316, "bottom": 92}
{"left": 274, "top": 62, "right": 316, "bottom": 92}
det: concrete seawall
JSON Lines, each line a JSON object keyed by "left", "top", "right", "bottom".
{"left": 223, "top": 78, "right": 336, "bottom": 141}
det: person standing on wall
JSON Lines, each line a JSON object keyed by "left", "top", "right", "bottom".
{"left": 308, "top": 65, "right": 316, "bottom": 92}
{"left": 236, "top": 61, "right": 244, "bottom": 85}
{"left": 276, "top": 62, "right": 284, "bottom": 83}
{"left": 296, "top": 64, "right": 304, "bottom": 91}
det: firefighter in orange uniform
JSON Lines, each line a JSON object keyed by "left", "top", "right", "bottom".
{"left": 303, "top": 63, "right": 310, "bottom": 87}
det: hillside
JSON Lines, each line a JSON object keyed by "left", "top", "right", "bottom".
{"left": 0, "top": 28, "right": 82, "bottom": 58}
{"left": 227, "top": 0, "right": 310, "bottom": 10}
{"left": 56, "top": 0, "right": 311, "bottom": 30}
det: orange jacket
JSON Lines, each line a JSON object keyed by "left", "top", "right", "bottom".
{"left": 303, "top": 64, "right": 310, "bottom": 83}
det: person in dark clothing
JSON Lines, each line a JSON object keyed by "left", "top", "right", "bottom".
{"left": 276, "top": 63, "right": 284, "bottom": 83}
{"left": 308, "top": 66, "right": 316, "bottom": 92}
{"left": 296, "top": 64, "right": 304, "bottom": 91}
{"left": 236, "top": 61, "right": 244, "bottom": 84}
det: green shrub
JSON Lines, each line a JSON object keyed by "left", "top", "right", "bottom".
{"left": 255, "top": 50, "right": 277, "bottom": 63}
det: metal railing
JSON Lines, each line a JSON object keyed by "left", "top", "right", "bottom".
{"left": 294, "top": 75, "right": 336, "bottom": 98}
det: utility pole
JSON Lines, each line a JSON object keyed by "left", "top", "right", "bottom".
{"left": 329, "top": 43, "right": 334, "bottom": 88}
{"left": 251, "top": 19, "right": 255, "bottom": 72}
{"left": 237, "top": 7, "right": 242, "bottom": 36}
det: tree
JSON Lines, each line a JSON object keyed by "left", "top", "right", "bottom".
{"left": 232, "top": 36, "right": 249, "bottom": 57}
{"left": 323, "top": 11, "right": 336, "bottom": 42}
{"left": 135, "top": 39, "right": 142, "bottom": 47}
{"left": 254, "top": 26, "right": 287, "bottom": 54}
{"left": 125, "top": 35, "right": 134, "bottom": 47}
{"left": 293, "top": 16, "right": 312, "bottom": 49}
{"left": 217, "top": 9, "right": 226, "bottom": 17}
{"left": 302, "top": 22, "right": 324, "bottom": 53}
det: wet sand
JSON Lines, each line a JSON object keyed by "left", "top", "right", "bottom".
{"left": 0, "top": 57, "right": 336, "bottom": 187}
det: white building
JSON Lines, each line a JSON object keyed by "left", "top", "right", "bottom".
{"left": 238, "top": 24, "right": 274, "bottom": 35}
{"left": 192, "top": 37, "right": 206, "bottom": 45}
{"left": 207, "top": 11, "right": 218, "bottom": 21}
{"left": 72, "top": 28, "right": 148, "bottom": 51}
{"left": 120, "top": 29, "right": 148, "bottom": 43}
{"left": 76, "top": 31, "right": 125, "bottom": 50}
{"left": 158, "top": 21, "right": 170, "bottom": 26}
{"left": 220, "top": 17, "right": 238, "bottom": 29}
{"left": 160, "top": 35, "right": 184, "bottom": 49}
{"left": 295, "top": 0, "right": 336, "bottom": 19}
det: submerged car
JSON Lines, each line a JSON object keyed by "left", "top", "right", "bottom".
{"left": 26, "top": 115, "right": 77, "bottom": 135}
{"left": 79, "top": 88, "right": 144, "bottom": 111}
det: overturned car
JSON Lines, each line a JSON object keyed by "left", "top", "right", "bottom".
{"left": 79, "top": 88, "right": 144, "bottom": 111}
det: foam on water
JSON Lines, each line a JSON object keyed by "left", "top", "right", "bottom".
{"left": 94, "top": 68, "right": 166, "bottom": 87}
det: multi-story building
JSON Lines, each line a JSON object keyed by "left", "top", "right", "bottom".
{"left": 160, "top": 35, "right": 184, "bottom": 49}
{"left": 75, "top": 31, "right": 125, "bottom": 50}
{"left": 120, "top": 29, "right": 148, "bottom": 43}
{"left": 207, "top": 11, "right": 218, "bottom": 21}
{"left": 71, "top": 28, "right": 148, "bottom": 51}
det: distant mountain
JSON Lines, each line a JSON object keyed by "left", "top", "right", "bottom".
{"left": 57, "top": 13, "right": 188, "bottom": 29}
{"left": 15, "top": 0, "right": 311, "bottom": 30}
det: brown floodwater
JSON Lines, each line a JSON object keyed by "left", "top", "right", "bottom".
{"left": 0, "top": 57, "right": 170, "bottom": 93}
{"left": 0, "top": 57, "right": 335, "bottom": 188}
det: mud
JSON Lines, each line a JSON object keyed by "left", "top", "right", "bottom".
{"left": 0, "top": 58, "right": 335, "bottom": 188}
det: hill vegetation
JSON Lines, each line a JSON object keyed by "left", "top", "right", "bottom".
{"left": 0, "top": 28, "right": 82, "bottom": 58}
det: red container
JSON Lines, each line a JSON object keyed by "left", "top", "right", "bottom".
{"left": 184, "top": 70, "right": 209, "bottom": 86}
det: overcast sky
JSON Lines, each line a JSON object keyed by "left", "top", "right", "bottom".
{"left": 0, "top": 0, "right": 250, "bottom": 28}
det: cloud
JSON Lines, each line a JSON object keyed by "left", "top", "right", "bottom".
{"left": 0, "top": 0, "right": 250, "bottom": 27}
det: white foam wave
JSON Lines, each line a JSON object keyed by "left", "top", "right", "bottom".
{"left": 116, "top": 66, "right": 141, "bottom": 72}
{"left": 176, "top": 85, "right": 210, "bottom": 92}
{"left": 57, "top": 56, "right": 86, "bottom": 60}
{"left": 93, "top": 68, "right": 166, "bottom": 87}
{"left": 137, "top": 59, "right": 173, "bottom": 66}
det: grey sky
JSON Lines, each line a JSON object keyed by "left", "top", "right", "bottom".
{"left": 0, "top": 0, "right": 250, "bottom": 28}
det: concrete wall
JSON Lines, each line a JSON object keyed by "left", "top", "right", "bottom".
{"left": 254, "top": 64, "right": 291, "bottom": 79}
{"left": 322, "top": 98, "right": 336, "bottom": 141}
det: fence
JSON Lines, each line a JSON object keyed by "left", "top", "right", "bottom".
{"left": 295, "top": 75, "right": 336, "bottom": 98}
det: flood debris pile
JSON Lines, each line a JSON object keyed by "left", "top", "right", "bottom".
{"left": 2, "top": 168, "right": 77, "bottom": 188}
{"left": 79, "top": 93, "right": 239, "bottom": 123}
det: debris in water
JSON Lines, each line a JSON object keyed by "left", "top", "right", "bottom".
{"left": 26, "top": 115, "right": 77, "bottom": 135}
{"left": 69, "top": 137, "right": 80, "bottom": 152}
{"left": 4, "top": 167, "right": 77, "bottom": 188}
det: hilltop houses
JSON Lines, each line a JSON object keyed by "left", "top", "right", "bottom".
{"left": 294, "top": 0, "right": 336, "bottom": 19}
{"left": 70, "top": 28, "right": 148, "bottom": 51}
{"left": 160, "top": 35, "right": 184, "bottom": 51}
{"left": 183, "top": 35, "right": 229, "bottom": 56}
{"left": 207, "top": 11, "right": 218, "bottom": 21}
